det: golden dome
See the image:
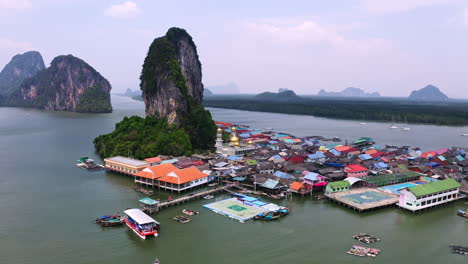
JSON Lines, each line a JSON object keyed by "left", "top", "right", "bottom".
{"left": 230, "top": 135, "right": 239, "bottom": 143}
{"left": 217, "top": 127, "right": 222, "bottom": 133}
{"left": 234, "top": 141, "right": 240, "bottom": 147}
{"left": 248, "top": 140, "right": 253, "bottom": 145}
{"left": 231, "top": 126, "right": 236, "bottom": 132}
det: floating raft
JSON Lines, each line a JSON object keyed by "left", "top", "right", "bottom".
{"left": 450, "top": 245, "right": 468, "bottom": 255}
{"left": 173, "top": 215, "right": 192, "bottom": 223}
{"left": 353, "top": 233, "right": 381, "bottom": 244}
{"left": 347, "top": 245, "right": 380, "bottom": 257}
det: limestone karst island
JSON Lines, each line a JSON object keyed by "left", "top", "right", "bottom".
{"left": 1, "top": 2, "right": 468, "bottom": 264}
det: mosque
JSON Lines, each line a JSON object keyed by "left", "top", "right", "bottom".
{"left": 215, "top": 126, "right": 255, "bottom": 155}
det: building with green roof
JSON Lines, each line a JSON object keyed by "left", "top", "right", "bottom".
{"left": 398, "top": 179, "right": 462, "bottom": 212}
{"left": 326, "top": 180, "right": 350, "bottom": 193}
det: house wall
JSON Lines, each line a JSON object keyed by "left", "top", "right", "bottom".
{"left": 399, "top": 188, "right": 460, "bottom": 211}
{"left": 346, "top": 171, "right": 368, "bottom": 178}
{"left": 105, "top": 160, "right": 148, "bottom": 175}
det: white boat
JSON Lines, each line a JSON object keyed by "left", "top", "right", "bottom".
{"left": 359, "top": 122, "right": 367, "bottom": 125}
{"left": 402, "top": 127, "right": 411, "bottom": 131}
{"left": 462, "top": 133, "right": 468, "bottom": 137}
{"left": 203, "top": 195, "right": 214, "bottom": 199}
{"left": 124, "top": 208, "right": 160, "bottom": 239}
{"left": 389, "top": 125, "right": 398, "bottom": 129}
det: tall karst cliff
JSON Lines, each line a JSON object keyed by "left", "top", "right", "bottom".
{"left": 8, "top": 55, "right": 112, "bottom": 113}
{"left": 0, "top": 51, "right": 45, "bottom": 96}
{"left": 140, "top": 27, "right": 204, "bottom": 125}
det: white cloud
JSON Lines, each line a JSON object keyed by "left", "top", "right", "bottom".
{"left": 360, "top": 0, "right": 456, "bottom": 15}
{"left": 244, "top": 19, "right": 389, "bottom": 54}
{"left": 0, "top": 0, "right": 32, "bottom": 11}
{"left": 105, "top": 1, "right": 142, "bottom": 19}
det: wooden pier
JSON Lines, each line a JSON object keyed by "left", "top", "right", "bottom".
{"left": 325, "top": 188, "right": 399, "bottom": 212}
{"left": 156, "top": 184, "right": 233, "bottom": 211}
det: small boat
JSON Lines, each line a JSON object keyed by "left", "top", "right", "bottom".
{"left": 203, "top": 195, "right": 214, "bottom": 199}
{"left": 359, "top": 122, "right": 367, "bottom": 125}
{"left": 457, "top": 209, "right": 468, "bottom": 218}
{"left": 173, "top": 215, "right": 192, "bottom": 223}
{"left": 347, "top": 245, "right": 380, "bottom": 257}
{"left": 353, "top": 233, "right": 381, "bottom": 244}
{"left": 461, "top": 133, "right": 468, "bottom": 137}
{"left": 449, "top": 245, "right": 468, "bottom": 255}
{"left": 207, "top": 183, "right": 219, "bottom": 187}
{"left": 124, "top": 208, "right": 160, "bottom": 239}
{"left": 96, "top": 214, "right": 125, "bottom": 227}
{"left": 153, "top": 258, "right": 160, "bottom": 264}
{"left": 76, "top": 157, "right": 104, "bottom": 170}
{"left": 389, "top": 125, "right": 398, "bottom": 129}
{"left": 132, "top": 186, "right": 154, "bottom": 196}
{"left": 402, "top": 127, "right": 411, "bottom": 131}
{"left": 254, "top": 211, "right": 282, "bottom": 221}
{"left": 182, "top": 209, "right": 199, "bottom": 216}
{"left": 316, "top": 195, "right": 326, "bottom": 200}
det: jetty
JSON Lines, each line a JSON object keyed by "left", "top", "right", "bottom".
{"left": 325, "top": 188, "right": 399, "bottom": 212}
{"left": 156, "top": 185, "right": 233, "bottom": 211}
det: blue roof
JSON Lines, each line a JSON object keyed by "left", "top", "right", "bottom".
{"left": 456, "top": 155, "right": 464, "bottom": 161}
{"left": 425, "top": 162, "right": 440, "bottom": 167}
{"left": 274, "top": 171, "right": 293, "bottom": 179}
{"left": 228, "top": 155, "right": 242, "bottom": 161}
{"left": 283, "top": 139, "right": 294, "bottom": 144}
{"left": 261, "top": 179, "right": 279, "bottom": 189}
{"left": 160, "top": 158, "right": 178, "bottom": 164}
{"left": 324, "top": 162, "right": 344, "bottom": 167}
{"left": 460, "top": 150, "right": 465, "bottom": 155}
{"left": 437, "top": 155, "right": 446, "bottom": 161}
{"left": 304, "top": 172, "right": 320, "bottom": 181}
{"left": 252, "top": 200, "right": 268, "bottom": 207}
{"left": 275, "top": 134, "right": 289, "bottom": 138}
{"left": 272, "top": 155, "right": 282, "bottom": 159}
{"left": 139, "top": 197, "right": 159, "bottom": 205}
{"left": 358, "top": 154, "right": 372, "bottom": 160}
{"left": 308, "top": 152, "right": 326, "bottom": 159}
{"left": 373, "top": 162, "right": 388, "bottom": 169}
{"left": 329, "top": 149, "right": 341, "bottom": 156}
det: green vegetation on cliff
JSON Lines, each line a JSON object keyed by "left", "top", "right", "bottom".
{"left": 76, "top": 85, "right": 112, "bottom": 113}
{"left": 94, "top": 116, "right": 192, "bottom": 159}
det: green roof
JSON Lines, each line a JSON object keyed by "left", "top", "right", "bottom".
{"left": 328, "top": 181, "right": 350, "bottom": 189}
{"left": 409, "top": 179, "right": 461, "bottom": 197}
{"left": 362, "top": 171, "right": 420, "bottom": 186}
{"left": 246, "top": 159, "right": 258, "bottom": 166}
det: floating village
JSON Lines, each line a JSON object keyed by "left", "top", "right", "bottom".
{"left": 86, "top": 121, "right": 468, "bottom": 259}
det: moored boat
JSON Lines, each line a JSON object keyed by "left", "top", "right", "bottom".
{"left": 153, "top": 258, "right": 160, "bottom": 264}
{"left": 173, "top": 215, "right": 192, "bottom": 223}
{"left": 95, "top": 214, "right": 125, "bottom": 227}
{"left": 457, "top": 209, "right": 468, "bottom": 218}
{"left": 449, "top": 245, "right": 468, "bottom": 255}
{"left": 124, "top": 208, "right": 160, "bottom": 239}
{"left": 203, "top": 195, "right": 214, "bottom": 199}
{"left": 182, "top": 209, "right": 199, "bottom": 216}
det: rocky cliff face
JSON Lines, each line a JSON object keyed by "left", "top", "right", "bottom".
{"left": 409, "top": 85, "right": 448, "bottom": 101}
{"left": 140, "top": 27, "right": 204, "bottom": 125}
{"left": 8, "top": 55, "right": 112, "bottom": 113}
{"left": 0, "top": 51, "right": 45, "bottom": 96}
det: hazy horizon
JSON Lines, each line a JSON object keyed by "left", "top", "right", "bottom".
{"left": 2, "top": 0, "right": 468, "bottom": 97}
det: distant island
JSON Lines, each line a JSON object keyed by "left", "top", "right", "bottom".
{"left": 409, "top": 85, "right": 448, "bottom": 101}
{"left": 205, "top": 82, "right": 239, "bottom": 94}
{"left": 204, "top": 88, "right": 214, "bottom": 97}
{"left": 0, "top": 52, "right": 112, "bottom": 113}
{"left": 318, "top": 87, "right": 380, "bottom": 97}
{"left": 94, "top": 27, "right": 216, "bottom": 159}
{"left": 255, "top": 88, "right": 302, "bottom": 102}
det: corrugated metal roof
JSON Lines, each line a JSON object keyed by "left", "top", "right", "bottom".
{"left": 261, "top": 179, "right": 279, "bottom": 189}
{"left": 409, "top": 179, "right": 461, "bottom": 197}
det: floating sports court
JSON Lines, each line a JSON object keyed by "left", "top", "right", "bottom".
{"left": 325, "top": 188, "right": 399, "bottom": 212}
{"left": 203, "top": 195, "right": 269, "bottom": 222}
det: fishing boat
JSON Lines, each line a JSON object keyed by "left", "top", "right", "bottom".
{"left": 153, "top": 258, "right": 160, "bottom": 264}
{"left": 359, "top": 122, "right": 367, "bottom": 125}
{"left": 203, "top": 195, "right": 214, "bottom": 199}
{"left": 461, "top": 133, "right": 468, "bottom": 137}
{"left": 95, "top": 214, "right": 125, "bottom": 227}
{"left": 132, "top": 186, "right": 154, "bottom": 195}
{"left": 353, "top": 233, "right": 381, "bottom": 244}
{"left": 207, "top": 182, "right": 219, "bottom": 187}
{"left": 123, "top": 208, "right": 160, "bottom": 239}
{"left": 457, "top": 209, "right": 468, "bottom": 218}
{"left": 182, "top": 209, "right": 199, "bottom": 216}
{"left": 173, "top": 215, "right": 192, "bottom": 223}
{"left": 449, "top": 245, "right": 468, "bottom": 255}
{"left": 76, "top": 157, "right": 104, "bottom": 170}
{"left": 254, "top": 211, "right": 282, "bottom": 221}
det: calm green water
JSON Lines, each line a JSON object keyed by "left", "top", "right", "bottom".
{"left": 0, "top": 95, "right": 467, "bottom": 264}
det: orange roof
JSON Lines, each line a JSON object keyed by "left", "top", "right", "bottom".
{"left": 365, "top": 149, "right": 377, "bottom": 155}
{"left": 335, "top": 146, "right": 351, "bottom": 152}
{"left": 290, "top": 181, "right": 304, "bottom": 191}
{"left": 157, "top": 166, "right": 209, "bottom": 184}
{"left": 145, "top": 156, "right": 162, "bottom": 163}
{"left": 135, "top": 163, "right": 178, "bottom": 179}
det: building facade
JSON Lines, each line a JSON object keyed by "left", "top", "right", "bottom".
{"left": 104, "top": 156, "right": 149, "bottom": 175}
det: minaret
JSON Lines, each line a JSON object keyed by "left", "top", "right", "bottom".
{"left": 215, "top": 127, "right": 223, "bottom": 153}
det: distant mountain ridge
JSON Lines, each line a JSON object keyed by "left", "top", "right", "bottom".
{"left": 122, "top": 88, "right": 141, "bottom": 97}
{"left": 0, "top": 51, "right": 45, "bottom": 96}
{"left": 318, "top": 87, "right": 380, "bottom": 97}
{"left": 409, "top": 85, "right": 448, "bottom": 101}
{"left": 204, "top": 88, "right": 214, "bottom": 96}
{"left": 255, "top": 88, "right": 302, "bottom": 101}
{"left": 205, "top": 82, "right": 239, "bottom": 94}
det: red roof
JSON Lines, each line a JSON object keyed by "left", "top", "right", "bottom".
{"left": 346, "top": 164, "right": 368, "bottom": 172}
{"left": 215, "top": 121, "right": 233, "bottom": 127}
{"left": 145, "top": 156, "right": 162, "bottom": 163}
{"left": 135, "top": 163, "right": 178, "bottom": 179}
{"left": 157, "top": 166, "right": 208, "bottom": 184}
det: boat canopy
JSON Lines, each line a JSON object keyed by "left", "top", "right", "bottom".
{"left": 139, "top": 197, "right": 159, "bottom": 205}
{"left": 124, "top": 208, "right": 159, "bottom": 225}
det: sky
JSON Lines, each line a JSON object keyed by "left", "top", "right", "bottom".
{"left": 1, "top": 0, "right": 468, "bottom": 97}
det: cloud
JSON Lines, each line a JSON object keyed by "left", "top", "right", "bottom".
{"left": 0, "top": 0, "right": 32, "bottom": 11}
{"left": 0, "top": 38, "right": 33, "bottom": 50}
{"left": 360, "top": 0, "right": 456, "bottom": 15}
{"left": 105, "top": 1, "right": 142, "bottom": 19}
{"left": 244, "top": 19, "right": 389, "bottom": 54}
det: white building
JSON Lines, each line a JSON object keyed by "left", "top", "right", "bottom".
{"left": 398, "top": 179, "right": 462, "bottom": 212}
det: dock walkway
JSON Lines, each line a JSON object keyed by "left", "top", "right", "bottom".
{"left": 157, "top": 184, "right": 233, "bottom": 211}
